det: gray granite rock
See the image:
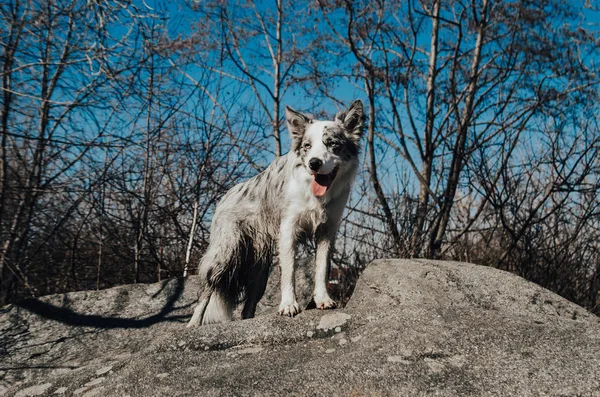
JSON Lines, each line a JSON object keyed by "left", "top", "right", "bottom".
{"left": 1, "top": 259, "right": 599, "bottom": 396}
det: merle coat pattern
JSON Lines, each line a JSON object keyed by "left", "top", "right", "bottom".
{"left": 188, "top": 100, "right": 365, "bottom": 326}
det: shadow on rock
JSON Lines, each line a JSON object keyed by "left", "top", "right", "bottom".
{"left": 10, "top": 277, "right": 191, "bottom": 329}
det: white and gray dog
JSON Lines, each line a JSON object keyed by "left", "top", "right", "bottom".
{"left": 188, "top": 100, "right": 364, "bottom": 326}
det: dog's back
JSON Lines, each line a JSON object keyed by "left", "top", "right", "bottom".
{"left": 210, "top": 154, "right": 293, "bottom": 246}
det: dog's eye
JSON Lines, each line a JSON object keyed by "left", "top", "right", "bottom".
{"left": 329, "top": 141, "right": 340, "bottom": 149}
{"left": 302, "top": 142, "right": 311, "bottom": 150}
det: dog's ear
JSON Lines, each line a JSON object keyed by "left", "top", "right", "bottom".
{"left": 285, "top": 105, "right": 311, "bottom": 141}
{"left": 336, "top": 99, "right": 365, "bottom": 143}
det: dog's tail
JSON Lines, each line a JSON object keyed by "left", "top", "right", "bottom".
{"left": 187, "top": 252, "right": 237, "bottom": 327}
{"left": 187, "top": 229, "right": 247, "bottom": 327}
{"left": 187, "top": 291, "right": 209, "bottom": 327}
{"left": 187, "top": 287, "right": 234, "bottom": 327}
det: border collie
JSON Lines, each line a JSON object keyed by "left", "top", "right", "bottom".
{"left": 188, "top": 100, "right": 364, "bottom": 326}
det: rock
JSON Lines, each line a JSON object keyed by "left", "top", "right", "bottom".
{"left": 84, "top": 378, "right": 104, "bottom": 387}
{"left": 317, "top": 313, "right": 351, "bottom": 331}
{"left": 82, "top": 387, "right": 104, "bottom": 397}
{"left": 236, "top": 347, "right": 263, "bottom": 354}
{"left": 95, "top": 366, "right": 112, "bottom": 376}
{"left": 72, "top": 386, "right": 89, "bottom": 395}
{"left": 14, "top": 383, "right": 52, "bottom": 397}
{"left": 1, "top": 259, "right": 599, "bottom": 396}
{"left": 387, "top": 355, "right": 411, "bottom": 364}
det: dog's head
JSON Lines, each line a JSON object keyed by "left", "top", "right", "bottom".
{"left": 285, "top": 100, "right": 365, "bottom": 197}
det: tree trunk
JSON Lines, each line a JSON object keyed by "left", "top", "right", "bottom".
{"left": 365, "top": 74, "right": 401, "bottom": 251}
{"left": 429, "top": 0, "right": 489, "bottom": 258}
{"left": 184, "top": 199, "right": 199, "bottom": 278}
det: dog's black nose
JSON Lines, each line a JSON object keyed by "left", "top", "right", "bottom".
{"left": 309, "top": 158, "right": 323, "bottom": 171}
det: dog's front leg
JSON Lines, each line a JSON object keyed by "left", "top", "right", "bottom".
{"left": 314, "top": 226, "right": 337, "bottom": 310}
{"left": 278, "top": 216, "right": 300, "bottom": 317}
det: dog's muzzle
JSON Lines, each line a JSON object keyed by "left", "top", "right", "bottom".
{"left": 311, "top": 167, "right": 338, "bottom": 197}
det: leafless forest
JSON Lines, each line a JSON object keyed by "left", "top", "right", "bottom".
{"left": 1, "top": 0, "right": 599, "bottom": 314}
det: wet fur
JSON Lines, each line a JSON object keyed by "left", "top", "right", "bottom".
{"left": 188, "top": 100, "right": 365, "bottom": 326}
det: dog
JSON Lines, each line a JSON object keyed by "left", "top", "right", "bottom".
{"left": 187, "top": 100, "right": 365, "bottom": 326}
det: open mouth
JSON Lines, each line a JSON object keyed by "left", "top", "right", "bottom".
{"left": 311, "top": 167, "right": 338, "bottom": 197}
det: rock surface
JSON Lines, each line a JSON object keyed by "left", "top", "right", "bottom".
{"left": 1, "top": 259, "right": 599, "bottom": 396}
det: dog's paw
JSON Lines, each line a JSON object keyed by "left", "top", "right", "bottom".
{"left": 314, "top": 295, "right": 337, "bottom": 310}
{"left": 278, "top": 300, "right": 301, "bottom": 317}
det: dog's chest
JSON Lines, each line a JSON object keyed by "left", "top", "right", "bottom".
{"left": 284, "top": 164, "right": 332, "bottom": 232}
{"left": 289, "top": 195, "right": 328, "bottom": 235}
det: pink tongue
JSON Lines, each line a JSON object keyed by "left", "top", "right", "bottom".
{"left": 312, "top": 180, "right": 328, "bottom": 197}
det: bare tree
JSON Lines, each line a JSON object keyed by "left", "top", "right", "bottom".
{"left": 188, "top": 0, "right": 314, "bottom": 157}
{"left": 315, "top": 0, "right": 599, "bottom": 257}
{"left": 0, "top": 0, "right": 144, "bottom": 303}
